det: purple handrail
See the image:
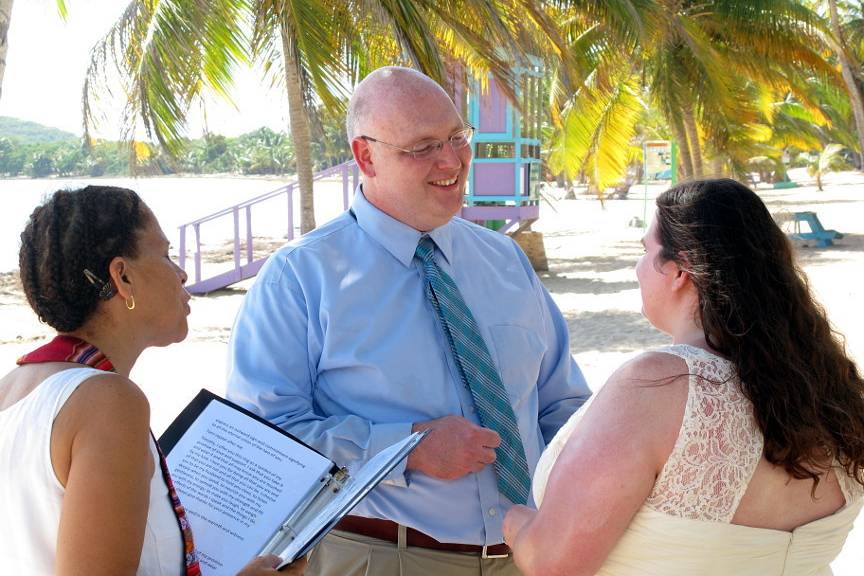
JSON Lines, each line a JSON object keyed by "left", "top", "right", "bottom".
{"left": 178, "top": 161, "right": 359, "bottom": 294}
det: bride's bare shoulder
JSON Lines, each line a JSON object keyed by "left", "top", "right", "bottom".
{"left": 604, "top": 350, "right": 691, "bottom": 392}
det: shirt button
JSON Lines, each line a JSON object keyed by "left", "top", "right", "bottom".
{"left": 488, "top": 508, "right": 497, "bottom": 517}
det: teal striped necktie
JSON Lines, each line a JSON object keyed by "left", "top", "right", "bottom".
{"left": 415, "top": 236, "right": 531, "bottom": 504}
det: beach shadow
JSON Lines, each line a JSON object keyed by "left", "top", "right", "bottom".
{"left": 546, "top": 252, "right": 639, "bottom": 274}
{"left": 605, "top": 240, "right": 644, "bottom": 259}
{"left": 543, "top": 274, "right": 639, "bottom": 296}
{"left": 800, "top": 179, "right": 864, "bottom": 188}
{"left": 540, "top": 244, "right": 641, "bottom": 295}
{"left": 546, "top": 240, "right": 642, "bottom": 273}
{"left": 565, "top": 310, "right": 669, "bottom": 353}
{"left": 793, "top": 233, "right": 864, "bottom": 265}
{"left": 766, "top": 199, "right": 863, "bottom": 208}
{"left": 541, "top": 228, "right": 595, "bottom": 239}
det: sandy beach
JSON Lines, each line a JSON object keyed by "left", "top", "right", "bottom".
{"left": 0, "top": 169, "right": 861, "bottom": 571}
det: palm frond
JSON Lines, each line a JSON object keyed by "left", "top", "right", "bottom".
{"left": 83, "top": 0, "right": 249, "bottom": 158}
{"left": 819, "top": 142, "right": 849, "bottom": 172}
{"left": 548, "top": 70, "right": 642, "bottom": 192}
{"left": 56, "top": 0, "right": 68, "bottom": 19}
{"left": 362, "top": 0, "right": 446, "bottom": 82}
{"left": 252, "top": 0, "right": 350, "bottom": 115}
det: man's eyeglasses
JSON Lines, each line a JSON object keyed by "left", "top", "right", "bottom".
{"left": 359, "top": 126, "right": 474, "bottom": 160}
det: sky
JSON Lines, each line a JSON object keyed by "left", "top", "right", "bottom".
{"left": 0, "top": 0, "right": 290, "bottom": 138}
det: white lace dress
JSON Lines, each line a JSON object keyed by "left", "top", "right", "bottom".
{"left": 533, "top": 344, "right": 864, "bottom": 576}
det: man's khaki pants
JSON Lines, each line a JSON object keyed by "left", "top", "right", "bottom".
{"left": 306, "top": 529, "right": 524, "bottom": 576}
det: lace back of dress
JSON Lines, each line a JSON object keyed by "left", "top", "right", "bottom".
{"left": 836, "top": 462, "right": 864, "bottom": 504}
{"left": 645, "top": 344, "right": 764, "bottom": 523}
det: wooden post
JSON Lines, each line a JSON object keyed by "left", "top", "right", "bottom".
{"left": 178, "top": 225, "right": 186, "bottom": 272}
{"left": 233, "top": 207, "right": 241, "bottom": 273}
{"left": 193, "top": 224, "right": 202, "bottom": 284}
{"left": 287, "top": 184, "right": 295, "bottom": 241}
{"left": 245, "top": 206, "right": 253, "bottom": 264}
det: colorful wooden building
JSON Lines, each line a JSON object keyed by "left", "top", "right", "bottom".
{"left": 459, "top": 61, "right": 544, "bottom": 234}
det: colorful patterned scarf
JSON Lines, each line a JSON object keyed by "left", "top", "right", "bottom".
{"left": 18, "top": 335, "right": 201, "bottom": 576}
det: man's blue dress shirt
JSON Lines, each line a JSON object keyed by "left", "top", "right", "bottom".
{"left": 226, "top": 187, "right": 591, "bottom": 545}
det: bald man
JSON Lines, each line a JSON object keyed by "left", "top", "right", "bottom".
{"left": 226, "top": 67, "right": 591, "bottom": 576}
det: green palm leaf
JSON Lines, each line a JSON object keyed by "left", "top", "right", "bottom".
{"left": 84, "top": 0, "right": 249, "bottom": 158}
{"left": 548, "top": 70, "right": 642, "bottom": 192}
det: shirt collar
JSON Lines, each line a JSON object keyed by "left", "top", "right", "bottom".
{"left": 351, "top": 186, "right": 455, "bottom": 267}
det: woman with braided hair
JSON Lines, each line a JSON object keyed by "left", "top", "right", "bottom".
{"left": 0, "top": 186, "right": 305, "bottom": 576}
{"left": 504, "top": 179, "right": 864, "bottom": 575}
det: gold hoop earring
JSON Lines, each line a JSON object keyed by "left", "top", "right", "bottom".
{"left": 125, "top": 295, "right": 136, "bottom": 310}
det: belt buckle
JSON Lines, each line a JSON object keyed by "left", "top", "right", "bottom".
{"left": 481, "top": 545, "right": 509, "bottom": 559}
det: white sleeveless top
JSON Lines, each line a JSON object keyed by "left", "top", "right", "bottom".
{"left": 534, "top": 344, "right": 864, "bottom": 576}
{"left": 0, "top": 367, "right": 184, "bottom": 576}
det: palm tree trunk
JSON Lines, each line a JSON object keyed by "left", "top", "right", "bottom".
{"left": 280, "top": 19, "right": 316, "bottom": 234}
{"left": 682, "top": 103, "right": 703, "bottom": 178}
{"left": 670, "top": 114, "right": 693, "bottom": 181}
{"left": 0, "top": 0, "right": 14, "bottom": 102}
{"left": 711, "top": 155, "right": 724, "bottom": 177}
{"left": 828, "top": 0, "right": 864, "bottom": 170}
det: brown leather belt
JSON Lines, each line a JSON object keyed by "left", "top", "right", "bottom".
{"left": 334, "top": 515, "right": 511, "bottom": 558}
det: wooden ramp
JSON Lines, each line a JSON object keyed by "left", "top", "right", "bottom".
{"left": 178, "top": 161, "right": 359, "bottom": 294}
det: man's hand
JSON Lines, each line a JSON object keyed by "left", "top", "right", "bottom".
{"left": 407, "top": 415, "right": 501, "bottom": 480}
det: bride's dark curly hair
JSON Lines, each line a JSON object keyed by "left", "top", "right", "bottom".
{"left": 655, "top": 178, "right": 864, "bottom": 488}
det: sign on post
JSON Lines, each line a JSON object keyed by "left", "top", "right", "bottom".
{"left": 641, "top": 140, "right": 675, "bottom": 229}
{"left": 643, "top": 140, "right": 673, "bottom": 181}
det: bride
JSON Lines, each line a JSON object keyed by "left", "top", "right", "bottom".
{"left": 503, "top": 178, "right": 864, "bottom": 575}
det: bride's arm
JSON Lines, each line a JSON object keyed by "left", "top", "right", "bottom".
{"left": 504, "top": 352, "right": 689, "bottom": 576}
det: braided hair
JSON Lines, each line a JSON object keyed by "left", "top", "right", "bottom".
{"left": 19, "top": 186, "right": 147, "bottom": 332}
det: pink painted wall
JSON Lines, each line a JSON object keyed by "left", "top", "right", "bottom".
{"left": 479, "top": 77, "right": 507, "bottom": 133}
{"left": 474, "top": 163, "right": 515, "bottom": 196}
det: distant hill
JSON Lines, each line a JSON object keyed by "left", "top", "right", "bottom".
{"left": 0, "top": 116, "right": 78, "bottom": 144}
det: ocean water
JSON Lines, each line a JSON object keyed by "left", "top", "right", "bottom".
{"left": 0, "top": 176, "right": 351, "bottom": 273}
